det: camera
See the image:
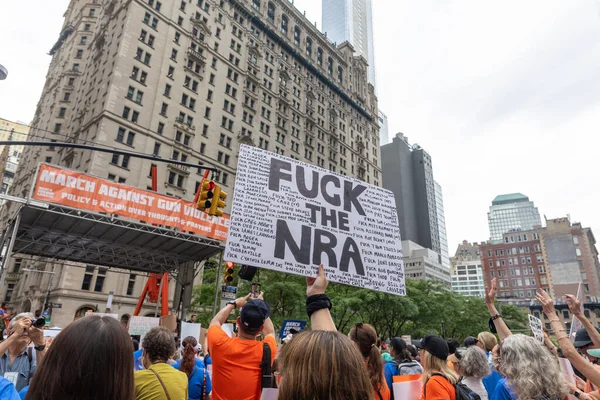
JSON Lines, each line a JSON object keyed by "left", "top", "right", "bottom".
{"left": 32, "top": 317, "right": 46, "bottom": 329}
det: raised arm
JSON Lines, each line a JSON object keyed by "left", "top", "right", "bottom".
{"left": 306, "top": 265, "right": 336, "bottom": 331}
{"left": 566, "top": 294, "right": 600, "bottom": 347}
{"left": 209, "top": 293, "right": 251, "bottom": 328}
{"left": 537, "top": 289, "right": 600, "bottom": 388}
{"left": 485, "top": 278, "right": 512, "bottom": 340}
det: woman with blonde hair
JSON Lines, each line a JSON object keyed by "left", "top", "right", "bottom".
{"left": 417, "top": 334, "right": 458, "bottom": 400}
{"left": 349, "top": 323, "right": 390, "bottom": 400}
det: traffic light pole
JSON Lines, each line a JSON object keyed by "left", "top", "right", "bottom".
{"left": 211, "top": 250, "right": 224, "bottom": 318}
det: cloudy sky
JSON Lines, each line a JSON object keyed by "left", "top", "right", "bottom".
{"left": 1, "top": 1, "right": 599, "bottom": 251}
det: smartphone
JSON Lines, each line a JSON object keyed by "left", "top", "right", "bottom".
{"left": 251, "top": 283, "right": 261, "bottom": 298}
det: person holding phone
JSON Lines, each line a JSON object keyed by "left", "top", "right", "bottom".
{"left": 0, "top": 313, "right": 47, "bottom": 391}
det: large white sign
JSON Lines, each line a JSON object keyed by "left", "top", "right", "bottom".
{"left": 225, "top": 145, "right": 405, "bottom": 295}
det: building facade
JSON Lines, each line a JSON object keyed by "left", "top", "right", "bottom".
{"left": 0, "top": 118, "right": 30, "bottom": 209}
{"left": 403, "top": 240, "right": 451, "bottom": 286}
{"left": 1, "top": 0, "right": 380, "bottom": 325}
{"left": 322, "top": 0, "right": 376, "bottom": 86}
{"left": 450, "top": 241, "right": 485, "bottom": 298}
{"left": 381, "top": 132, "right": 449, "bottom": 271}
{"left": 479, "top": 217, "right": 600, "bottom": 302}
{"left": 487, "top": 193, "right": 542, "bottom": 241}
{"left": 377, "top": 110, "right": 388, "bottom": 145}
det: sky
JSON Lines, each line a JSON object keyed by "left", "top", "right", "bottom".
{"left": 1, "top": 1, "right": 600, "bottom": 252}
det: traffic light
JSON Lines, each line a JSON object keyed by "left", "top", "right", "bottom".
{"left": 224, "top": 262, "right": 234, "bottom": 284}
{"left": 209, "top": 185, "right": 228, "bottom": 217}
{"left": 197, "top": 180, "right": 215, "bottom": 210}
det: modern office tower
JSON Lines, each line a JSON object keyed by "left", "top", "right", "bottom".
{"left": 488, "top": 193, "right": 542, "bottom": 241}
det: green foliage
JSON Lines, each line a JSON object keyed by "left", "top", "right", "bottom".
{"left": 189, "top": 265, "right": 529, "bottom": 342}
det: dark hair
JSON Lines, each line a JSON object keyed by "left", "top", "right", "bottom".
{"left": 191, "top": 314, "right": 196, "bottom": 318}
{"left": 180, "top": 336, "right": 198, "bottom": 377}
{"left": 349, "top": 323, "right": 384, "bottom": 395}
{"left": 407, "top": 344, "right": 418, "bottom": 358}
{"left": 1, "top": 303, "right": 6, "bottom": 308}
{"left": 142, "top": 327, "right": 175, "bottom": 363}
{"left": 390, "top": 337, "right": 411, "bottom": 360}
{"left": 446, "top": 339, "right": 460, "bottom": 355}
{"left": 132, "top": 339, "right": 139, "bottom": 352}
{"left": 26, "top": 316, "right": 134, "bottom": 400}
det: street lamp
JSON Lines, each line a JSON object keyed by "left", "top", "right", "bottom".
{"left": 22, "top": 268, "right": 55, "bottom": 313}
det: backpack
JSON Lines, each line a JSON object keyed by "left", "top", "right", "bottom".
{"left": 395, "top": 359, "right": 423, "bottom": 376}
{"left": 424, "top": 373, "right": 481, "bottom": 400}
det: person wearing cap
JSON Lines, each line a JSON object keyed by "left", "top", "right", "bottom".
{"left": 384, "top": 337, "right": 423, "bottom": 399}
{"left": 463, "top": 336, "right": 479, "bottom": 348}
{"left": 416, "top": 334, "right": 458, "bottom": 400}
{"left": 207, "top": 291, "right": 275, "bottom": 400}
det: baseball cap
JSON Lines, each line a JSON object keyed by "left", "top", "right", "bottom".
{"left": 416, "top": 334, "right": 449, "bottom": 361}
{"left": 574, "top": 327, "right": 600, "bottom": 348}
{"left": 587, "top": 348, "right": 600, "bottom": 358}
{"left": 463, "top": 336, "right": 479, "bottom": 347}
{"left": 239, "top": 299, "right": 270, "bottom": 330}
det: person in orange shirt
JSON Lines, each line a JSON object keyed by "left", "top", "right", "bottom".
{"left": 349, "top": 323, "right": 391, "bottom": 400}
{"left": 207, "top": 291, "right": 276, "bottom": 400}
{"left": 416, "top": 334, "right": 458, "bottom": 400}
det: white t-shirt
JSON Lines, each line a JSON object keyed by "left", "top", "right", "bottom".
{"left": 462, "top": 377, "right": 489, "bottom": 400}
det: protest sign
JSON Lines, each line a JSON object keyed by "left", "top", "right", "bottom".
{"left": 181, "top": 322, "right": 202, "bottom": 342}
{"left": 279, "top": 320, "right": 307, "bottom": 339}
{"left": 528, "top": 314, "right": 544, "bottom": 343}
{"left": 569, "top": 283, "right": 584, "bottom": 341}
{"left": 222, "top": 323, "right": 235, "bottom": 338}
{"left": 392, "top": 374, "right": 422, "bottom": 400}
{"left": 224, "top": 145, "right": 405, "bottom": 295}
{"left": 129, "top": 316, "right": 160, "bottom": 337}
{"left": 85, "top": 312, "right": 118, "bottom": 319}
{"left": 401, "top": 335, "right": 412, "bottom": 344}
{"left": 260, "top": 389, "right": 279, "bottom": 400}
{"left": 33, "top": 163, "right": 229, "bottom": 241}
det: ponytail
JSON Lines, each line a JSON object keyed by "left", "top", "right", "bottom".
{"left": 179, "top": 336, "right": 198, "bottom": 377}
{"left": 349, "top": 323, "right": 385, "bottom": 393}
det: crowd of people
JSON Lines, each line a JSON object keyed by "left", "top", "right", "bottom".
{"left": 1, "top": 270, "right": 600, "bottom": 399}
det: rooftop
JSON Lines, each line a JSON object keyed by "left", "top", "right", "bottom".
{"left": 492, "top": 193, "right": 530, "bottom": 206}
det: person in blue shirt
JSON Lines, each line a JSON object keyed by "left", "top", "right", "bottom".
{"left": 173, "top": 336, "right": 211, "bottom": 400}
{"left": 383, "top": 337, "right": 423, "bottom": 399}
{"left": 0, "top": 377, "right": 20, "bottom": 400}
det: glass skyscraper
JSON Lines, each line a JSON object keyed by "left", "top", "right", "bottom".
{"left": 322, "top": 0, "right": 376, "bottom": 86}
{"left": 488, "top": 193, "right": 542, "bottom": 241}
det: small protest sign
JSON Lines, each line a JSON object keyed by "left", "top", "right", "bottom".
{"left": 225, "top": 145, "right": 405, "bottom": 295}
{"left": 129, "top": 316, "right": 160, "bottom": 337}
{"left": 181, "top": 322, "right": 202, "bottom": 343}
{"left": 85, "top": 312, "right": 119, "bottom": 319}
{"left": 529, "top": 314, "right": 544, "bottom": 343}
{"left": 279, "top": 320, "right": 307, "bottom": 339}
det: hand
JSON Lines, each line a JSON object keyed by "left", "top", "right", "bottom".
{"left": 566, "top": 294, "right": 582, "bottom": 316}
{"left": 485, "top": 278, "right": 497, "bottom": 306}
{"left": 306, "top": 264, "right": 328, "bottom": 297}
{"left": 256, "top": 291, "right": 264, "bottom": 300}
{"left": 536, "top": 288, "right": 556, "bottom": 316}
{"left": 11, "top": 318, "right": 31, "bottom": 336}
{"left": 234, "top": 293, "right": 252, "bottom": 308}
{"left": 28, "top": 326, "right": 44, "bottom": 347}
{"left": 574, "top": 374, "right": 586, "bottom": 391}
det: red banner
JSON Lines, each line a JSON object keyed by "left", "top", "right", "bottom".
{"left": 33, "top": 164, "right": 229, "bottom": 241}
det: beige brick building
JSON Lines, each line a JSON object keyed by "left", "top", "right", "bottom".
{"left": 0, "top": 0, "right": 379, "bottom": 327}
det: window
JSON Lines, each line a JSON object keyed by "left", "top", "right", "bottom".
{"left": 267, "top": 2, "right": 275, "bottom": 23}
{"left": 84, "top": 23, "right": 91, "bottom": 31}
{"left": 132, "top": 111, "right": 139, "bottom": 123}
{"left": 122, "top": 106, "right": 130, "bottom": 119}
{"left": 126, "top": 131, "right": 135, "bottom": 146}
{"left": 576, "top": 248, "right": 582, "bottom": 257}
{"left": 171, "top": 49, "right": 178, "bottom": 60}
{"left": 168, "top": 66, "right": 174, "bottom": 79}
{"left": 116, "top": 127, "right": 126, "bottom": 142}
{"left": 153, "top": 142, "right": 161, "bottom": 156}
{"left": 252, "top": 0, "right": 260, "bottom": 10}
{"left": 157, "top": 122, "right": 164, "bottom": 135}
{"left": 94, "top": 268, "right": 107, "bottom": 292}
{"left": 58, "top": 107, "right": 67, "bottom": 117}
{"left": 76, "top": 49, "right": 83, "bottom": 59}
{"left": 160, "top": 103, "right": 168, "bottom": 115}
{"left": 54, "top": 123, "right": 62, "bottom": 133}
{"left": 317, "top": 47, "right": 323, "bottom": 66}
{"left": 89, "top": 8, "right": 96, "bottom": 17}
{"left": 294, "top": 26, "right": 301, "bottom": 46}
{"left": 306, "top": 38, "right": 312, "bottom": 57}
{"left": 126, "top": 274, "right": 136, "bottom": 296}
{"left": 80, "top": 36, "right": 87, "bottom": 45}
{"left": 63, "top": 92, "right": 71, "bottom": 101}
{"left": 81, "top": 266, "right": 95, "bottom": 290}
{"left": 327, "top": 57, "right": 333, "bottom": 76}
{"left": 574, "top": 236, "right": 579, "bottom": 245}
{"left": 281, "top": 15, "right": 288, "bottom": 34}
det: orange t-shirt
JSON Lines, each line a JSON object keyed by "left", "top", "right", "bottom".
{"left": 375, "top": 380, "right": 391, "bottom": 400}
{"left": 419, "top": 375, "right": 456, "bottom": 400}
{"left": 207, "top": 325, "right": 277, "bottom": 400}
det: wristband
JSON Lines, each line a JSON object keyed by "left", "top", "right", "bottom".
{"left": 491, "top": 314, "right": 503, "bottom": 321}
{"left": 306, "top": 294, "right": 332, "bottom": 318}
